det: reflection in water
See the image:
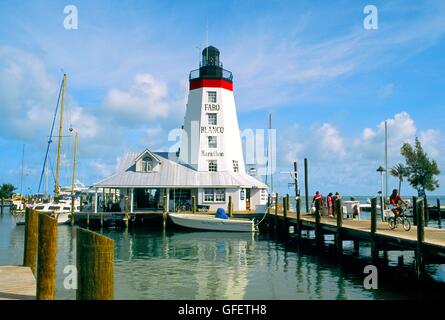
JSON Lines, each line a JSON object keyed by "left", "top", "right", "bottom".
{"left": 0, "top": 209, "right": 444, "bottom": 300}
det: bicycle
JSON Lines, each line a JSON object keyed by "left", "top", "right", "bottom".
{"left": 387, "top": 205, "right": 411, "bottom": 231}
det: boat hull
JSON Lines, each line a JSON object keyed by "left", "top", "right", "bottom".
{"left": 168, "top": 213, "right": 255, "bottom": 232}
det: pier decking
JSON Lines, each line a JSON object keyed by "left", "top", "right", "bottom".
{"left": 0, "top": 266, "right": 36, "bottom": 300}
{"left": 274, "top": 211, "right": 445, "bottom": 262}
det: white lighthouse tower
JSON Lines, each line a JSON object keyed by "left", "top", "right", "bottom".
{"left": 179, "top": 46, "right": 246, "bottom": 174}
{"left": 93, "top": 46, "right": 268, "bottom": 213}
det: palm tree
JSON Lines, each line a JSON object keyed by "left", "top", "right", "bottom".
{"left": 390, "top": 163, "right": 408, "bottom": 195}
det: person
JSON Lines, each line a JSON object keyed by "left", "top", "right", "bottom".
{"left": 389, "top": 189, "right": 406, "bottom": 220}
{"left": 312, "top": 191, "right": 324, "bottom": 207}
{"left": 332, "top": 192, "right": 340, "bottom": 202}
{"left": 327, "top": 193, "right": 334, "bottom": 217}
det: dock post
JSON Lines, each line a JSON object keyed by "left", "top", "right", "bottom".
{"left": 76, "top": 228, "right": 114, "bottom": 300}
{"left": 415, "top": 199, "right": 425, "bottom": 280}
{"left": 23, "top": 208, "right": 39, "bottom": 275}
{"left": 412, "top": 196, "right": 417, "bottom": 226}
{"left": 86, "top": 211, "right": 90, "bottom": 228}
{"left": 370, "top": 197, "right": 378, "bottom": 262}
{"left": 424, "top": 196, "right": 429, "bottom": 227}
{"left": 100, "top": 212, "right": 104, "bottom": 227}
{"left": 304, "top": 158, "right": 309, "bottom": 213}
{"left": 274, "top": 193, "right": 278, "bottom": 232}
{"left": 1, "top": 198, "right": 4, "bottom": 214}
{"left": 228, "top": 195, "right": 233, "bottom": 218}
{"left": 283, "top": 196, "right": 288, "bottom": 237}
{"left": 315, "top": 198, "right": 323, "bottom": 245}
{"left": 36, "top": 214, "right": 58, "bottom": 300}
{"left": 437, "top": 199, "right": 441, "bottom": 228}
{"left": 285, "top": 194, "right": 290, "bottom": 212}
{"left": 192, "top": 195, "right": 196, "bottom": 214}
{"left": 296, "top": 195, "right": 301, "bottom": 239}
{"left": 335, "top": 199, "right": 343, "bottom": 254}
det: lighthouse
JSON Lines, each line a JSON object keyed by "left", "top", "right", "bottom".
{"left": 179, "top": 46, "right": 246, "bottom": 174}
{"left": 93, "top": 46, "right": 268, "bottom": 213}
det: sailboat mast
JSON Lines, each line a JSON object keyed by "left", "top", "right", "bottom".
{"left": 55, "top": 73, "right": 67, "bottom": 198}
{"left": 71, "top": 130, "right": 78, "bottom": 224}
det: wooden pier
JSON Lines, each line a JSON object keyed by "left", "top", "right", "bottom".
{"left": 0, "top": 266, "right": 36, "bottom": 300}
{"left": 269, "top": 197, "right": 445, "bottom": 280}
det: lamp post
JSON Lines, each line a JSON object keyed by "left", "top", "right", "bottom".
{"left": 377, "top": 166, "right": 386, "bottom": 221}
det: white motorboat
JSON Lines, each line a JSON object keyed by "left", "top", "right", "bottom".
{"left": 15, "top": 199, "right": 80, "bottom": 225}
{"left": 168, "top": 213, "right": 257, "bottom": 232}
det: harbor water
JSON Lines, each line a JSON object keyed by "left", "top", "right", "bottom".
{"left": 1, "top": 207, "right": 444, "bottom": 300}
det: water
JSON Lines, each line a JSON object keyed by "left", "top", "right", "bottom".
{"left": 1, "top": 208, "right": 444, "bottom": 300}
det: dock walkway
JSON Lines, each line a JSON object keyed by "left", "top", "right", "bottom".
{"left": 277, "top": 212, "right": 445, "bottom": 259}
{"left": 0, "top": 266, "right": 36, "bottom": 300}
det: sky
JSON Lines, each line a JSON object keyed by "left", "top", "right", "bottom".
{"left": 0, "top": 0, "right": 444, "bottom": 197}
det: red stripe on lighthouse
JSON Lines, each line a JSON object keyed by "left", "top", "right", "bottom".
{"left": 189, "top": 79, "right": 233, "bottom": 91}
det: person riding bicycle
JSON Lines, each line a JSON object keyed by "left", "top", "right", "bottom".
{"left": 389, "top": 189, "right": 406, "bottom": 220}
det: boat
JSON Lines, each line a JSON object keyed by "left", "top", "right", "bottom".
{"left": 168, "top": 213, "right": 257, "bottom": 232}
{"left": 16, "top": 200, "right": 76, "bottom": 225}
{"left": 16, "top": 74, "right": 81, "bottom": 226}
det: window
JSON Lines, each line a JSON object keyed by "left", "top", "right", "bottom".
{"left": 240, "top": 189, "right": 245, "bottom": 201}
{"left": 203, "top": 188, "right": 226, "bottom": 202}
{"left": 233, "top": 160, "right": 239, "bottom": 172}
{"left": 207, "top": 113, "right": 217, "bottom": 125}
{"left": 204, "top": 189, "right": 214, "bottom": 202}
{"left": 215, "top": 189, "right": 226, "bottom": 202}
{"left": 141, "top": 156, "right": 153, "bottom": 172}
{"left": 208, "top": 136, "right": 217, "bottom": 148}
{"left": 208, "top": 160, "right": 217, "bottom": 172}
{"left": 208, "top": 91, "right": 217, "bottom": 103}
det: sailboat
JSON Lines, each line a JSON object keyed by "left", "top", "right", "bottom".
{"left": 17, "top": 74, "right": 80, "bottom": 225}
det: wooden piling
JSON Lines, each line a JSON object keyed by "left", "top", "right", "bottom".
{"left": 100, "top": 212, "right": 104, "bottom": 227}
{"left": 23, "top": 208, "right": 39, "bottom": 275}
{"left": 285, "top": 194, "right": 290, "bottom": 212}
{"left": 36, "top": 214, "right": 58, "bottom": 300}
{"left": 415, "top": 199, "right": 425, "bottom": 280}
{"left": 304, "top": 158, "right": 309, "bottom": 213}
{"left": 424, "top": 196, "right": 429, "bottom": 227}
{"left": 228, "top": 195, "right": 233, "bottom": 218}
{"left": 437, "top": 199, "right": 442, "bottom": 228}
{"left": 1, "top": 198, "right": 4, "bottom": 214}
{"left": 274, "top": 193, "right": 278, "bottom": 234}
{"left": 315, "top": 198, "right": 322, "bottom": 245}
{"left": 283, "top": 196, "right": 288, "bottom": 236}
{"left": 370, "top": 197, "right": 378, "bottom": 261}
{"left": 335, "top": 199, "right": 343, "bottom": 254}
{"left": 192, "top": 195, "right": 196, "bottom": 214}
{"left": 76, "top": 228, "right": 114, "bottom": 300}
{"left": 296, "top": 195, "right": 301, "bottom": 238}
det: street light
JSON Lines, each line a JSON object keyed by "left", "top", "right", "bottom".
{"left": 376, "top": 166, "right": 386, "bottom": 221}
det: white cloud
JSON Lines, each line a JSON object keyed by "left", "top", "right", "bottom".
{"left": 105, "top": 74, "right": 171, "bottom": 123}
{"left": 354, "top": 112, "right": 417, "bottom": 160}
{"left": 419, "top": 129, "right": 440, "bottom": 157}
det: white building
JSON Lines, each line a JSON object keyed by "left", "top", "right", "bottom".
{"left": 92, "top": 46, "right": 268, "bottom": 213}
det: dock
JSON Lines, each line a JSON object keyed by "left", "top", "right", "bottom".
{"left": 283, "top": 213, "right": 445, "bottom": 258}
{"left": 0, "top": 266, "right": 36, "bottom": 300}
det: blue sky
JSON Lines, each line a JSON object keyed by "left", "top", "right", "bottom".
{"left": 0, "top": 0, "right": 444, "bottom": 197}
